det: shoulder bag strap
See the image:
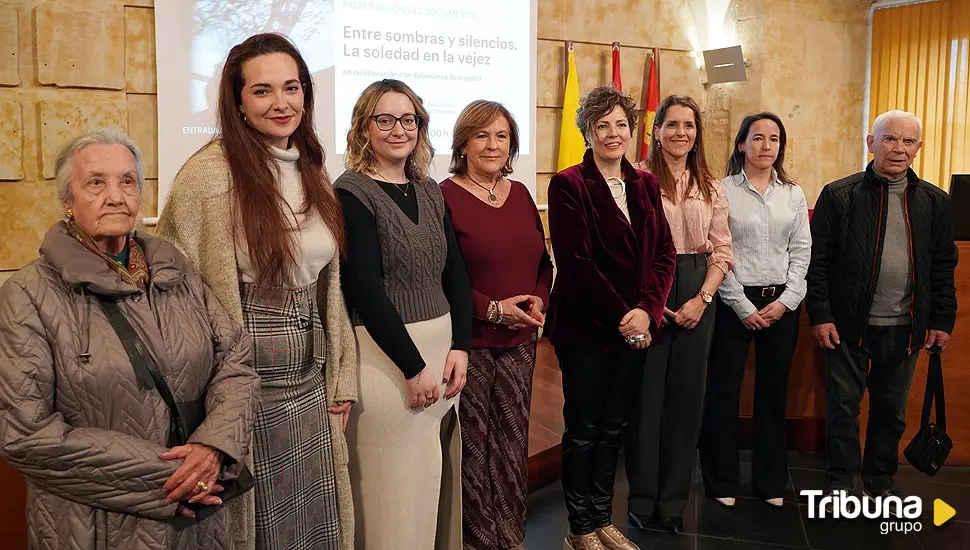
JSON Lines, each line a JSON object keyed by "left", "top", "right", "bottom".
{"left": 96, "top": 297, "right": 184, "bottom": 427}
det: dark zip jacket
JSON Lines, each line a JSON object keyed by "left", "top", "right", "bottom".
{"left": 806, "top": 162, "right": 958, "bottom": 350}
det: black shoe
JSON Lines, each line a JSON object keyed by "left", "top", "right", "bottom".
{"left": 864, "top": 487, "right": 905, "bottom": 518}
{"left": 627, "top": 511, "right": 652, "bottom": 531}
{"left": 657, "top": 516, "right": 682, "bottom": 534}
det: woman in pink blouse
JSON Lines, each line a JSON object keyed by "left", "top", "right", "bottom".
{"left": 625, "top": 95, "right": 733, "bottom": 534}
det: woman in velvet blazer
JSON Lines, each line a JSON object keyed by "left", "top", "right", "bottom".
{"left": 547, "top": 85, "right": 676, "bottom": 550}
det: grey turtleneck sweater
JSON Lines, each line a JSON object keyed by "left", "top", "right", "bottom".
{"left": 869, "top": 175, "right": 913, "bottom": 325}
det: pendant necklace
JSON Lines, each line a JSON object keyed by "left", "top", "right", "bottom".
{"left": 606, "top": 176, "right": 625, "bottom": 199}
{"left": 377, "top": 170, "right": 409, "bottom": 196}
{"left": 467, "top": 174, "right": 500, "bottom": 204}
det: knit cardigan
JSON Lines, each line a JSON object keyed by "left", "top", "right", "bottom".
{"left": 156, "top": 141, "right": 359, "bottom": 550}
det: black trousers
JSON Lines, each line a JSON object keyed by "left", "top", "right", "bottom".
{"left": 825, "top": 324, "right": 918, "bottom": 493}
{"left": 699, "top": 293, "right": 800, "bottom": 498}
{"left": 625, "top": 254, "right": 715, "bottom": 520}
{"left": 559, "top": 345, "right": 646, "bottom": 535}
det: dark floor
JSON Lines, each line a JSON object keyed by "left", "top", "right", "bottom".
{"left": 524, "top": 451, "right": 970, "bottom": 550}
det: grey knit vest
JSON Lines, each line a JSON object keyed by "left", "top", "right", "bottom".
{"left": 334, "top": 171, "right": 450, "bottom": 326}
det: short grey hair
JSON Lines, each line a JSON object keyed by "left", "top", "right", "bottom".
{"left": 55, "top": 129, "right": 145, "bottom": 205}
{"left": 871, "top": 110, "right": 923, "bottom": 140}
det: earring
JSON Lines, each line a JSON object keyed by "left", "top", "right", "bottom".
{"left": 65, "top": 208, "right": 73, "bottom": 219}
{"left": 240, "top": 112, "right": 249, "bottom": 125}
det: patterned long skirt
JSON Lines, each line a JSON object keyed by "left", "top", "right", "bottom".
{"left": 460, "top": 334, "right": 538, "bottom": 550}
{"left": 241, "top": 282, "right": 342, "bottom": 550}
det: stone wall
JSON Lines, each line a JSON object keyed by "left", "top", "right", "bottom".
{"left": 0, "top": 0, "right": 871, "bottom": 274}
{"left": 0, "top": 0, "right": 157, "bottom": 272}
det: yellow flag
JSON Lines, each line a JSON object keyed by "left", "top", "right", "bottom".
{"left": 557, "top": 48, "right": 586, "bottom": 171}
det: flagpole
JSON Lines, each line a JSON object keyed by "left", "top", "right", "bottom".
{"left": 612, "top": 42, "right": 622, "bottom": 91}
{"left": 653, "top": 47, "right": 661, "bottom": 91}
{"left": 563, "top": 40, "right": 573, "bottom": 88}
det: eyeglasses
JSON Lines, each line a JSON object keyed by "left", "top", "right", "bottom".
{"left": 370, "top": 113, "right": 419, "bottom": 131}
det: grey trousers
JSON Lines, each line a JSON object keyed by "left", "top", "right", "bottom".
{"left": 625, "top": 254, "right": 716, "bottom": 520}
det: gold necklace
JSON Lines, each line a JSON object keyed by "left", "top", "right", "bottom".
{"left": 376, "top": 170, "right": 409, "bottom": 196}
{"left": 466, "top": 174, "right": 500, "bottom": 204}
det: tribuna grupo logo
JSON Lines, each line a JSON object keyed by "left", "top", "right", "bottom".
{"left": 800, "top": 490, "right": 923, "bottom": 534}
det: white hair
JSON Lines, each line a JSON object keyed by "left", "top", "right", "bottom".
{"left": 54, "top": 129, "right": 145, "bottom": 205}
{"left": 871, "top": 110, "right": 923, "bottom": 140}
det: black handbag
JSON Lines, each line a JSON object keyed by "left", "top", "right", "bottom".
{"left": 98, "top": 297, "right": 255, "bottom": 519}
{"left": 903, "top": 350, "right": 952, "bottom": 476}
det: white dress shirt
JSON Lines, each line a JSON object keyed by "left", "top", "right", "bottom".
{"left": 717, "top": 169, "right": 812, "bottom": 319}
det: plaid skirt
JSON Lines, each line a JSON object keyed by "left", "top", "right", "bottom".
{"left": 241, "top": 282, "right": 342, "bottom": 550}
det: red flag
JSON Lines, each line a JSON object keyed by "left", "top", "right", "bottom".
{"left": 639, "top": 51, "right": 660, "bottom": 161}
{"left": 611, "top": 44, "right": 622, "bottom": 91}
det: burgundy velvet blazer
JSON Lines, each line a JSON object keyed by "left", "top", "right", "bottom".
{"left": 546, "top": 150, "right": 676, "bottom": 353}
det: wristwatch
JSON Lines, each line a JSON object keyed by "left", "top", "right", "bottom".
{"left": 697, "top": 290, "right": 714, "bottom": 305}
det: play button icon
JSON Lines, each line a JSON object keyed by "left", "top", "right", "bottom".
{"left": 934, "top": 499, "right": 956, "bottom": 526}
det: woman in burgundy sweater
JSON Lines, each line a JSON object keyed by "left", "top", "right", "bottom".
{"left": 440, "top": 100, "right": 553, "bottom": 550}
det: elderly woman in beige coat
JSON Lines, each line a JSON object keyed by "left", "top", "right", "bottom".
{"left": 0, "top": 129, "right": 260, "bottom": 549}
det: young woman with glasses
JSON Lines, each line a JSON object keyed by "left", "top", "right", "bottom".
{"left": 334, "top": 79, "right": 472, "bottom": 549}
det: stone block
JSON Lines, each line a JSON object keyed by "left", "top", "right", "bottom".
{"left": 35, "top": 4, "right": 126, "bottom": 90}
{"left": 39, "top": 99, "right": 129, "bottom": 179}
{"left": 126, "top": 6, "right": 156, "bottom": 93}
{"left": 536, "top": 172, "right": 552, "bottom": 206}
{"left": 0, "top": 98, "right": 23, "bottom": 180}
{"left": 0, "top": 179, "right": 60, "bottom": 269}
{"left": 140, "top": 178, "right": 157, "bottom": 219}
{"left": 0, "top": 4, "right": 18, "bottom": 86}
{"left": 127, "top": 94, "right": 157, "bottom": 178}
{"left": 545, "top": 0, "right": 692, "bottom": 50}
{"left": 660, "top": 51, "right": 705, "bottom": 106}
{"left": 536, "top": 107, "right": 560, "bottom": 174}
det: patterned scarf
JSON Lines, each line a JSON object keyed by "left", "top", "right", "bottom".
{"left": 66, "top": 218, "right": 149, "bottom": 291}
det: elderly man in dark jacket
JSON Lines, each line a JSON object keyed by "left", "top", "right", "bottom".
{"left": 806, "top": 110, "right": 957, "bottom": 504}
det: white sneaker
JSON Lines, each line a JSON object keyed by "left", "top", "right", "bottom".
{"left": 765, "top": 497, "right": 784, "bottom": 507}
{"left": 715, "top": 497, "right": 736, "bottom": 507}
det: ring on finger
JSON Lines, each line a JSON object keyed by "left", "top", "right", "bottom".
{"left": 196, "top": 480, "right": 209, "bottom": 494}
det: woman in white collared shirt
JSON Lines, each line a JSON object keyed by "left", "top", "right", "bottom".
{"left": 699, "top": 112, "right": 811, "bottom": 509}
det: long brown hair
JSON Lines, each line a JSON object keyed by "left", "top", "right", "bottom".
{"left": 344, "top": 79, "right": 434, "bottom": 182}
{"left": 217, "top": 33, "right": 343, "bottom": 286}
{"left": 647, "top": 95, "right": 716, "bottom": 203}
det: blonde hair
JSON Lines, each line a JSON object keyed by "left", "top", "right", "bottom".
{"left": 344, "top": 79, "right": 434, "bottom": 182}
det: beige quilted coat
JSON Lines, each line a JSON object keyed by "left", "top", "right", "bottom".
{"left": 156, "top": 141, "right": 359, "bottom": 550}
{"left": 0, "top": 221, "right": 260, "bottom": 550}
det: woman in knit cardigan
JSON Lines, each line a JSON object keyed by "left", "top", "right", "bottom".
{"left": 335, "top": 79, "right": 472, "bottom": 550}
{"left": 156, "top": 33, "right": 358, "bottom": 550}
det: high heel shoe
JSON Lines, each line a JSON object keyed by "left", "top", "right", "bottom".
{"left": 658, "top": 516, "right": 683, "bottom": 534}
{"left": 715, "top": 497, "right": 736, "bottom": 507}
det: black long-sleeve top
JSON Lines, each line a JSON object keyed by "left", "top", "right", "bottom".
{"left": 338, "top": 179, "right": 472, "bottom": 379}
